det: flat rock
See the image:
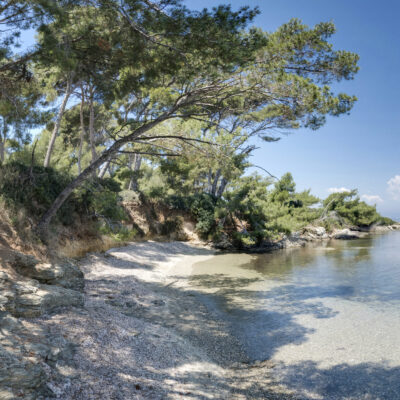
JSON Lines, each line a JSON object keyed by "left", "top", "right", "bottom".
{"left": 11, "top": 253, "right": 84, "bottom": 292}
{"left": 0, "top": 271, "right": 83, "bottom": 318}
{"left": 332, "top": 228, "right": 361, "bottom": 240}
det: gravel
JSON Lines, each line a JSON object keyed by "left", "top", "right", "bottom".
{"left": 35, "top": 241, "right": 294, "bottom": 400}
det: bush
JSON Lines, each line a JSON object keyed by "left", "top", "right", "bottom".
{"left": 165, "top": 193, "right": 217, "bottom": 237}
{"left": 147, "top": 186, "right": 166, "bottom": 200}
{"left": 99, "top": 225, "right": 138, "bottom": 241}
{"left": 0, "top": 162, "right": 126, "bottom": 226}
{"left": 120, "top": 190, "right": 141, "bottom": 203}
{"left": 165, "top": 195, "right": 191, "bottom": 211}
{"left": 380, "top": 216, "right": 396, "bottom": 226}
{"left": 322, "top": 190, "right": 382, "bottom": 227}
{"left": 0, "top": 162, "right": 74, "bottom": 223}
{"left": 189, "top": 194, "right": 217, "bottom": 237}
{"left": 160, "top": 216, "right": 184, "bottom": 236}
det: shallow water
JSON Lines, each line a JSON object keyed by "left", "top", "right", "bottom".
{"left": 189, "top": 232, "right": 400, "bottom": 400}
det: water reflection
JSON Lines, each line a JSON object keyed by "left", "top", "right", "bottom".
{"left": 188, "top": 232, "right": 400, "bottom": 398}
{"left": 191, "top": 233, "right": 400, "bottom": 305}
{"left": 241, "top": 239, "right": 374, "bottom": 278}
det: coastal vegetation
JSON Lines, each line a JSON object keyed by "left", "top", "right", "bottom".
{"left": 0, "top": 0, "right": 391, "bottom": 249}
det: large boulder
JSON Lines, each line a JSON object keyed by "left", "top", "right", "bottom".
{"left": 11, "top": 253, "right": 84, "bottom": 292}
{"left": 0, "top": 271, "right": 83, "bottom": 318}
{"left": 301, "top": 226, "right": 328, "bottom": 240}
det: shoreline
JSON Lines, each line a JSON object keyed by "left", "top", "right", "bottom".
{"left": 225, "top": 224, "right": 400, "bottom": 253}
{"left": 33, "top": 241, "right": 296, "bottom": 399}
{"left": 4, "top": 230, "right": 399, "bottom": 399}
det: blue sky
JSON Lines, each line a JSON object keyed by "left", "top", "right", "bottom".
{"left": 185, "top": 0, "right": 400, "bottom": 219}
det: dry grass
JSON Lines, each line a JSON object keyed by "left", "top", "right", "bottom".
{"left": 57, "top": 235, "right": 127, "bottom": 259}
{"left": 0, "top": 197, "right": 196, "bottom": 262}
{"left": 0, "top": 201, "right": 122, "bottom": 261}
{"left": 0, "top": 199, "right": 50, "bottom": 260}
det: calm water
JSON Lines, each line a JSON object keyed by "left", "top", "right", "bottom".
{"left": 190, "top": 232, "right": 400, "bottom": 399}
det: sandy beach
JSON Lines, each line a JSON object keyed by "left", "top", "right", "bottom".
{"left": 35, "top": 241, "right": 294, "bottom": 399}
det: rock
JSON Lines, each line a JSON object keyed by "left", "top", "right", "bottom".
{"left": 304, "top": 226, "right": 327, "bottom": 237}
{"left": 281, "top": 233, "right": 307, "bottom": 248}
{"left": 248, "top": 239, "right": 287, "bottom": 253}
{"left": 11, "top": 254, "right": 84, "bottom": 292}
{"left": 152, "top": 299, "right": 166, "bottom": 306}
{"left": 370, "top": 225, "right": 390, "bottom": 233}
{"left": 0, "top": 272, "right": 83, "bottom": 318}
{"left": 332, "top": 228, "right": 360, "bottom": 240}
{"left": 300, "top": 226, "right": 329, "bottom": 241}
{"left": 0, "top": 312, "right": 74, "bottom": 399}
{"left": 213, "top": 233, "right": 234, "bottom": 250}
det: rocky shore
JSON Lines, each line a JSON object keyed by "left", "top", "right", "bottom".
{"left": 1, "top": 242, "right": 297, "bottom": 399}
{"left": 0, "top": 253, "right": 84, "bottom": 399}
{"left": 1, "top": 225, "right": 399, "bottom": 399}
{"left": 214, "top": 224, "right": 400, "bottom": 252}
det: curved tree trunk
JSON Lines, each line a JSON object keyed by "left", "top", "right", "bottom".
{"left": 43, "top": 79, "right": 72, "bottom": 168}
{"left": 36, "top": 112, "right": 173, "bottom": 239}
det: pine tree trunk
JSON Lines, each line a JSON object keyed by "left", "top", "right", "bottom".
{"left": 0, "top": 140, "right": 4, "bottom": 163}
{"left": 98, "top": 158, "right": 111, "bottom": 178}
{"left": 0, "top": 119, "right": 7, "bottom": 163}
{"left": 89, "top": 87, "right": 97, "bottom": 164}
{"left": 217, "top": 177, "right": 228, "bottom": 198}
{"left": 129, "top": 154, "right": 142, "bottom": 192}
{"left": 77, "top": 83, "right": 86, "bottom": 174}
{"left": 207, "top": 168, "right": 213, "bottom": 194}
{"left": 0, "top": 129, "right": 5, "bottom": 163}
{"left": 43, "top": 79, "right": 72, "bottom": 168}
{"left": 127, "top": 153, "right": 133, "bottom": 190}
{"left": 211, "top": 168, "right": 221, "bottom": 197}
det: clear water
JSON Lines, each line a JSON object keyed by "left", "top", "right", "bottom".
{"left": 189, "top": 232, "right": 400, "bottom": 399}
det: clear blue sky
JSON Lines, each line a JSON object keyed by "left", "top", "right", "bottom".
{"left": 185, "top": 0, "right": 400, "bottom": 220}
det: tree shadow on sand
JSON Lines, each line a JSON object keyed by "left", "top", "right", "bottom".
{"left": 42, "top": 241, "right": 400, "bottom": 399}
{"left": 272, "top": 360, "right": 400, "bottom": 400}
{"left": 54, "top": 270, "right": 400, "bottom": 399}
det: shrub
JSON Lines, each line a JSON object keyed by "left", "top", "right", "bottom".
{"left": 0, "top": 162, "right": 126, "bottom": 226}
{"left": 120, "top": 190, "right": 141, "bottom": 203}
{"left": 165, "top": 195, "right": 190, "bottom": 211}
{"left": 322, "top": 190, "right": 382, "bottom": 227}
{"left": 99, "top": 225, "right": 138, "bottom": 241}
{"left": 147, "top": 186, "right": 166, "bottom": 200}
{"left": 189, "top": 194, "right": 217, "bottom": 237}
{"left": 165, "top": 193, "right": 217, "bottom": 237}
{"left": 160, "top": 216, "right": 184, "bottom": 236}
{"left": 0, "top": 162, "right": 74, "bottom": 223}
